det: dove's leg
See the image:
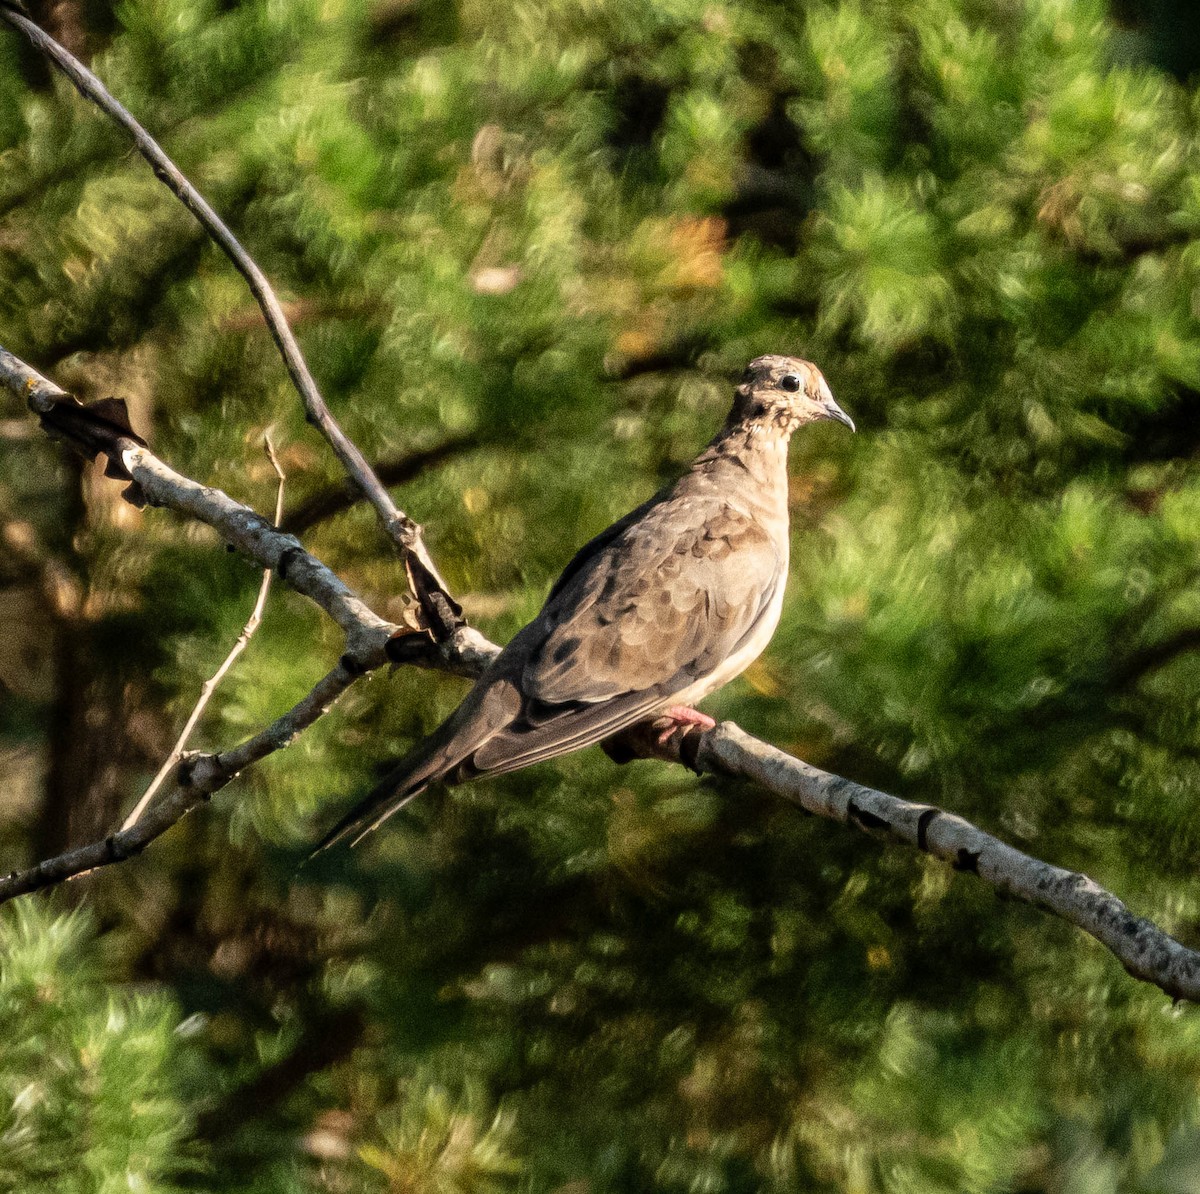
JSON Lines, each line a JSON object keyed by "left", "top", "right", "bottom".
{"left": 656, "top": 706, "right": 717, "bottom": 745}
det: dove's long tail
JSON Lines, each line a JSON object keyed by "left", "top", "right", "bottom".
{"left": 309, "top": 689, "right": 505, "bottom": 856}
{"left": 309, "top": 742, "right": 449, "bottom": 856}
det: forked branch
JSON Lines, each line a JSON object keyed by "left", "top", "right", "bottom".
{"left": 0, "top": 662, "right": 366, "bottom": 903}
{"left": 0, "top": 4, "right": 461, "bottom": 637}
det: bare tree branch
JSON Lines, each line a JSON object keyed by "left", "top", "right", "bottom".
{"left": 610, "top": 720, "right": 1200, "bottom": 1002}
{"left": 1, "top": 346, "right": 393, "bottom": 655}
{"left": 2, "top": 348, "right": 499, "bottom": 693}
{"left": 0, "top": 5, "right": 462, "bottom": 637}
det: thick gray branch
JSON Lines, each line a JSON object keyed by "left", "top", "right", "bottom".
{"left": 124, "top": 444, "right": 393, "bottom": 652}
{"left": 1, "top": 346, "right": 392, "bottom": 655}
{"left": 610, "top": 720, "right": 1200, "bottom": 1002}
{"left": 706, "top": 726, "right": 1200, "bottom": 1000}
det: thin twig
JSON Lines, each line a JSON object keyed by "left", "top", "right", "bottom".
{"left": 0, "top": 6, "right": 461, "bottom": 637}
{"left": 121, "top": 434, "right": 285, "bottom": 831}
{"left": 0, "top": 662, "right": 365, "bottom": 904}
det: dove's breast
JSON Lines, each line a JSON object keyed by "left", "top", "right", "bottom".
{"left": 665, "top": 550, "right": 788, "bottom": 709}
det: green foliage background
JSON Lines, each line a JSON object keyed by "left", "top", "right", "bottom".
{"left": 3, "top": 0, "right": 1200, "bottom": 1189}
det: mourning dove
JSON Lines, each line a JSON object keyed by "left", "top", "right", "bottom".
{"left": 315, "top": 355, "right": 852, "bottom": 851}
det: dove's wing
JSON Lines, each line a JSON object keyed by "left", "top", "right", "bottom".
{"left": 459, "top": 498, "right": 784, "bottom": 777}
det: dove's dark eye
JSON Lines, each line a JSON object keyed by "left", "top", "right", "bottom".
{"left": 780, "top": 374, "right": 801, "bottom": 392}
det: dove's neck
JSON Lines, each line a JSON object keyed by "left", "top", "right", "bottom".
{"left": 691, "top": 421, "right": 792, "bottom": 526}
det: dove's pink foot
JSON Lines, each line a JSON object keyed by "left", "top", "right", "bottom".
{"left": 656, "top": 706, "right": 717, "bottom": 746}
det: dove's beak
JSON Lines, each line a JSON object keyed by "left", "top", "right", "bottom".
{"left": 821, "top": 397, "right": 855, "bottom": 433}
{"left": 813, "top": 376, "right": 854, "bottom": 432}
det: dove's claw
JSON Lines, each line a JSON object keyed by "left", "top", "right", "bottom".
{"left": 656, "top": 706, "right": 717, "bottom": 746}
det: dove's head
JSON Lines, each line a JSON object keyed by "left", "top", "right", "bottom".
{"left": 733, "top": 355, "right": 854, "bottom": 436}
